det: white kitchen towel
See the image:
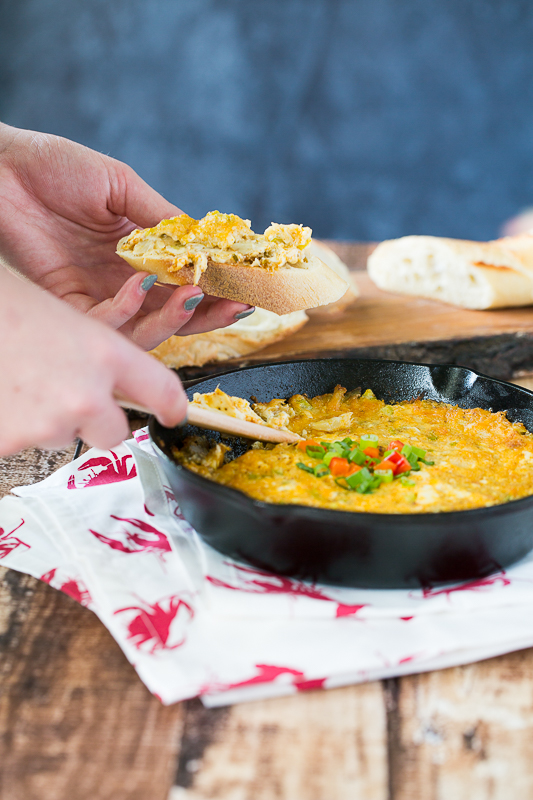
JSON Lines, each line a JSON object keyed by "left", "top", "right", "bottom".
{"left": 1, "top": 427, "right": 533, "bottom": 706}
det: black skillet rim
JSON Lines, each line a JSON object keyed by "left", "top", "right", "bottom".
{"left": 149, "top": 356, "right": 533, "bottom": 523}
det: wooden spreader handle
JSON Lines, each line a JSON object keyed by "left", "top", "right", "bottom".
{"left": 114, "top": 394, "right": 300, "bottom": 444}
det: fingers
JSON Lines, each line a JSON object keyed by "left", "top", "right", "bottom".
{"left": 76, "top": 399, "right": 131, "bottom": 451}
{"left": 127, "top": 287, "right": 254, "bottom": 350}
{"left": 126, "top": 285, "right": 207, "bottom": 351}
{"left": 107, "top": 161, "right": 184, "bottom": 229}
{"left": 115, "top": 343, "right": 188, "bottom": 428}
{"left": 86, "top": 271, "right": 157, "bottom": 329}
{"left": 177, "top": 296, "right": 255, "bottom": 336}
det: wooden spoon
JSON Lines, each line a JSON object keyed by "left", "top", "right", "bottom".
{"left": 115, "top": 394, "right": 301, "bottom": 444}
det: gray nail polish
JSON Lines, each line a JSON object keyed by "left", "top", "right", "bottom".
{"left": 234, "top": 307, "right": 256, "bottom": 320}
{"left": 184, "top": 293, "right": 204, "bottom": 311}
{"left": 141, "top": 274, "right": 158, "bottom": 291}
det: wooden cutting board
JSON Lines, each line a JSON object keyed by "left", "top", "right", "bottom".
{"left": 178, "top": 242, "right": 533, "bottom": 383}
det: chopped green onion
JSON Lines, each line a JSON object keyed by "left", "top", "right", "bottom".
{"left": 346, "top": 467, "right": 372, "bottom": 488}
{"left": 374, "top": 469, "right": 394, "bottom": 483}
{"left": 400, "top": 476, "right": 416, "bottom": 486}
{"left": 428, "top": 432, "right": 438, "bottom": 441}
{"left": 401, "top": 443, "right": 413, "bottom": 458}
{"left": 306, "top": 446, "right": 326, "bottom": 459}
{"left": 349, "top": 448, "right": 366, "bottom": 466}
{"left": 420, "top": 457, "right": 435, "bottom": 466}
{"left": 407, "top": 453, "right": 421, "bottom": 471}
{"left": 411, "top": 445, "right": 426, "bottom": 459}
{"left": 383, "top": 449, "right": 394, "bottom": 458}
{"left": 359, "top": 434, "right": 379, "bottom": 450}
{"left": 297, "top": 462, "right": 314, "bottom": 474}
{"left": 313, "top": 464, "right": 330, "bottom": 478}
{"left": 323, "top": 451, "right": 336, "bottom": 466}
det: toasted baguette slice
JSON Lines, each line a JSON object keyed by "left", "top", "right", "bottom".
{"left": 367, "top": 234, "right": 533, "bottom": 309}
{"left": 150, "top": 308, "right": 308, "bottom": 369}
{"left": 116, "top": 212, "right": 348, "bottom": 315}
{"left": 305, "top": 240, "right": 359, "bottom": 317}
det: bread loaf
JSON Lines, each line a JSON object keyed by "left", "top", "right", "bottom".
{"left": 367, "top": 234, "right": 533, "bottom": 309}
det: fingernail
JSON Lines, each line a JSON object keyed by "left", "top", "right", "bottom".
{"left": 234, "top": 307, "right": 256, "bottom": 320}
{"left": 141, "top": 274, "right": 158, "bottom": 291}
{"left": 184, "top": 293, "right": 204, "bottom": 312}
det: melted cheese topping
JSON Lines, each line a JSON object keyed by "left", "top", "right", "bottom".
{"left": 174, "top": 387, "right": 533, "bottom": 514}
{"left": 119, "top": 211, "right": 312, "bottom": 284}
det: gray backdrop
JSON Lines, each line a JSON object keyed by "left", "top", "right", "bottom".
{"left": 1, "top": 0, "right": 533, "bottom": 240}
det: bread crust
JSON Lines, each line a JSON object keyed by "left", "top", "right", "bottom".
{"left": 150, "top": 309, "right": 308, "bottom": 369}
{"left": 117, "top": 249, "right": 348, "bottom": 314}
{"left": 367, "top": 235, "right": 533, "bottom": 309}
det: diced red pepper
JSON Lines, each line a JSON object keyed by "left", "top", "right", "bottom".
{"left": 363, "top": 446, "right": 380, "bottom": 458}
{"left": 389, "top": 439, "right": 405, "bottom": 451}
{"left": 375, "top": 454, "right": 411, "bottom": 475}
{"left": 386, "top": 451, "right": 403, "bottom": 465}
{"left": 297, "top": 439, "right": 320, "bottom": 451}
{"left": 394, "top": 455, "right": 411, "bottom": 475}
{"left": 330, "top": 457, "right": 361, "bottom": 477}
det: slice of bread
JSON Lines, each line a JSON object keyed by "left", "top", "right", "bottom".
{"left": 117, "top": 212, "right": 348, "bottom": 314}
{"left": 149, "top": 307, "right": 308, "bottom": 369}
{"left": 367, "top": 234, "right": 533, "bottom": 309}
{"left": 305, "top": 240, "right": 359, "bottom": 317}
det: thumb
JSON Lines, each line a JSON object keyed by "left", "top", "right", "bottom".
{"left": 108, "top": 158, "right": 184, "bottom": 229}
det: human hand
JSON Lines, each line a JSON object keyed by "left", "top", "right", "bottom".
{"left": 0, "top": 124, "right": 252, "bottom": 351}
{"left": 0, "top": 267, "right": 188, "bottom": 456}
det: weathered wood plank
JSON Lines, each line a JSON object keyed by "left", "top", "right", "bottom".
{"left": 172, "top": 683, "right": 388, "bottom": 800}
{"left": 388, "top": 650, "right": 533, "bottom": 800}
{"left": 0, "top": 569, "right": 185, "bottom": 800}
{"left": 0, "top": 437, "right": 185, "bottom": 800}
{"left": 0, "top": 444, "right": 78, "bottom": 500}
{"left": 178, "top": 268, "right": 533, "bottom": 383}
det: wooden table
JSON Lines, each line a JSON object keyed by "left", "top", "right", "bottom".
{"left": 3, "top": 245, "right": 533, "bottom": 800}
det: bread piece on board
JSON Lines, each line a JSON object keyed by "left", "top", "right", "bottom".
{"left": 306, "top": 240, "right": 359, "bottom": 317}
{"left": 150, "top": 308, "right": 308, "bottom": 369}
{"left": 367, "top": 234, "right": 533, "bottom": 309}
{"left": 116, "top": 212, "right": 348, "bottom": 315}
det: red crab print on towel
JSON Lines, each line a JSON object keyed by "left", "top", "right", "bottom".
{"left": 114, "top": 595, "right": 194, "bottom": 654}
{"left": 207, "top": 563, "right": 366, "bottom": 618}
{"left": 204, "top": 664, "right": 327, "bottom": 695}
{"left": 419, "top": 572, "right": 511, "bottom": 599}
{"left": 67, "top": 451, "right": 137, "bottom": 489}
{"left": 89, "top": 516, "right": 171, "bottom": 557}
{"left": 40, "top": 567, "right": 93, "bottom": 607}
{"left": 0, "top": 520, "right": 30, "bottom": 559}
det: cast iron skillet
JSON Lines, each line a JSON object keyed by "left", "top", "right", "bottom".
{"left": 149, "top": 358, "right": 533, "bottom": 589}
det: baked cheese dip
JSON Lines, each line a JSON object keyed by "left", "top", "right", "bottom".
{"left": 173, "top": 386, "right": 533, "bottom": 514}
{"left": 118, "top": 210, "right": 312, "bottom": 284}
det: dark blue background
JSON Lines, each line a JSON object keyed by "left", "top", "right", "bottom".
{"left": 1, "top": 0, "right": 533, "bottom": 240}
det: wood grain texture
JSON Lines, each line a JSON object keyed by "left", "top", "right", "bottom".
{"left": 388, "top": 650, "right": 533, "bottom": 800}
{"left": 0, "top": 436, "right": 184, "bottom": 800}
{"left": 178, "top": 243, "right": 533, "bottom": 382}
{"left": 172, "top": 684, "right": 388, "bottom": 800}
{"left": 0, "top": 571, "right": 185, "bottom": 800}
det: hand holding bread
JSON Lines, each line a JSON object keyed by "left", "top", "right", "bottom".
{"left": 116, "top": 211, "right": 349, "bottom": 315}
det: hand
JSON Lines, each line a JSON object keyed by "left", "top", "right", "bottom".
{"left": 0, "top": 124, "right": 251, "bottom": 350}
{"left": 0, "top": 267, "right": 188, "bottom": 456}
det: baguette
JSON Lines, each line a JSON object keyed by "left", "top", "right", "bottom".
{"left": 367, "top": 234, "right": 533, "bottom": 309}
{"left": 116, "top": 211, "right": 348, "bottom": 315}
